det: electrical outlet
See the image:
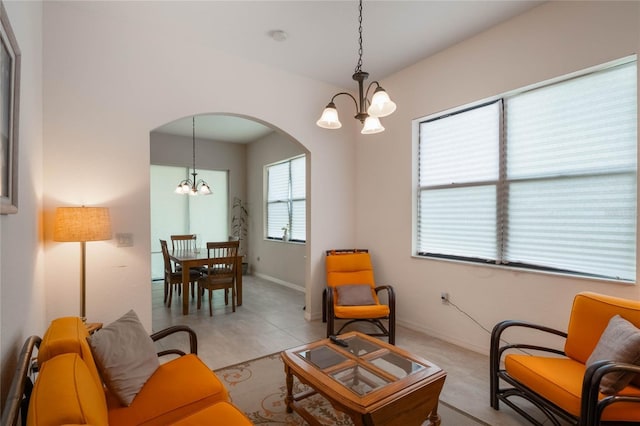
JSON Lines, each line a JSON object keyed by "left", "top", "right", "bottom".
{"left": 440, "top": 292, "right": 449, "bottom": 304}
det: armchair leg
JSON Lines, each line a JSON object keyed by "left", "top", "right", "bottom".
{"left": 327, "top": 315, "right": 334, "bottom": 338}
{"left": 322, "top": 289, "right": 327, "bottom": 323}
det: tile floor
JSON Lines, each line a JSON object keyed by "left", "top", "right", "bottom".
{"left": 152, "top": 275, "right": 562, "bottom": 425}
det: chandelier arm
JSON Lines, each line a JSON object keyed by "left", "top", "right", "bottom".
{"left": 364, "top": 81, "right": 381, "bottom": 106}
{"left": 330, "top": 92, "right": 360, "bottom": 115}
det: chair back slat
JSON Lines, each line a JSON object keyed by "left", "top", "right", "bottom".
{"left": 203, "top": 241, "right": 239, "bottom": 282}
{"left": 565, "top": 291, "right": 640, "bottom": 363}
{"left": 171, "top": 234, "right": 197, "bottom": 251}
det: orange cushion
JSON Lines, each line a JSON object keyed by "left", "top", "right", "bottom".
{"left": 107, "top": 354, "right": 229, "bottom": 426}
{"left": 565, "top": 292, "right": 640, "bottom": 364}
{"left": 37, "top": 317, "right": 103, "bottom": 390}
{"left": 334, "top": 304, "right": 390, "bottom": 319}
{"left": 506, "top": 354, "right": 640, "bottom": 421}
{"left": 27, "top": 353, "right": 108, "bottom": 426}
{"left": 326, "top": 252, "right": 375, "bottom": 288}
{"left": 171, "top": 401, "right": 253, "bottom": 425}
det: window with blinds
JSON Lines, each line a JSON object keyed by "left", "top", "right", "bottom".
{"left": 417, "top": 59, "right": 637, "bottom": 281}
{"left": 266, "top": 155, "right": 306, "bottom": 242}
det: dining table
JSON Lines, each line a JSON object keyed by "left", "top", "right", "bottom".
{"left": 169, "top": 248, "right": 243, "bottom": 315}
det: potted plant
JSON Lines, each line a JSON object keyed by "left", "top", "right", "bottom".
{"left": 231, "top": 197, "right": 249, "bottom": 274}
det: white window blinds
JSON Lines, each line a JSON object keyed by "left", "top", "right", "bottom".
{"left": 417, "top": 59, "right": 637, "bottom": 281}
{"left": 266, "top": 156, "right": 306, "bottom": 242}
{"left": 418, "top": 102, "right": 500, "bottom": 260}
{"left": 504, "top": 62, "right": 637, "bottom": 280}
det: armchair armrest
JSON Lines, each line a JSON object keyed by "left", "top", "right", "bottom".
{"left": 374, "top": 285, "right": 395, "bottom": 309}
{"left": 1, "top": 335, "right": 41, "bottom": 426}
{"left": 150, "top": 325, "right": 198, "bottom": 357}
{"left": 490, "top": 320, "right": 567, "bottom": 409}
{"left": 582, "top": 361, "right": 640, "bottom": 426}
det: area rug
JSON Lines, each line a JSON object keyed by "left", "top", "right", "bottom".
{"left": 215, "top": 353, "right": 485, "bottom": 425}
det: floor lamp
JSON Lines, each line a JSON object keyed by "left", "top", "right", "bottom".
{"left": 54, "top": 206, "right": 112, "bottom": 320}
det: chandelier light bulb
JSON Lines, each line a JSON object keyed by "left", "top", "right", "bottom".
{"left": 316, "top": 103, "right": 342, "bottom": 129}
{"left": 361, "top": 116, "right": 384, "bottom": 134}
{"left": 199, "top": 184, "right": 212, "bottom": 195}
{"left": 367, "top": 87, "right": 397, "bottom": 118}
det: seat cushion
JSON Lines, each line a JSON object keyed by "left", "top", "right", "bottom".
{"left": 334, "top": 303, "right": 390, "bottom": 319}
{"left": 27, "top": 353, "right": 108, "bottom": 426}
{"left": 107, "top": 354, "right": 229, "bottom": 426}
{"left": 170, "top": 401, "right": 253, "bottom": 426}
{"left": 506, "top": 354, "right": 640, "bottom": 421}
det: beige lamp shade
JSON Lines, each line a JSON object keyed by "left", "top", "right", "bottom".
{"left": 54, "top": 207, "right": 112, "bottom": 242}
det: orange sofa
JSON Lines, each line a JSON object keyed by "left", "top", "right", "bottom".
{"left": 24, "top": 317, "right": 252, "bottom": 426}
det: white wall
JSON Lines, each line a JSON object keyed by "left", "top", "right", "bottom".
{"left": 42, "top": 1, "right": 356, "bottom": 330}
{"left": 0, "top": 0, "right": 43, "bottom": 408}
{"left": 356, "top": 1, "right": 640, "bottom": 352}
{"left": 247, "top": 131, "right": 307, "bottom": 290}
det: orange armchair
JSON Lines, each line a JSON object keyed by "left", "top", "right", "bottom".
{"left": 323, "top": 249, "right": 396, "bottom": 344}
{"left": 490, "top": 292, "right": 640, "bottom": 426}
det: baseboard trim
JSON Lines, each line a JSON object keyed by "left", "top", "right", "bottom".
{"left": 396, "top": 319, "right": 488, "bottom": 355}
{"left": 253, "top": 273, "right": 305, "bottom": 293}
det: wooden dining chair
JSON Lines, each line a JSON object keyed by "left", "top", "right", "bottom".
{"left": 197, "top": 241, "right": 239, "bottom": 316}
{"left": 170, "top": 234, "right": 197, "bottom": 251}
{"left": 170, "top": 234, "right": 199, "bottom": 296}
{"left": 160, "top": 239, "right": 200, "bottom": 306}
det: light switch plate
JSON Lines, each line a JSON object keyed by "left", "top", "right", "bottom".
{"left": 116, "top": 233, "right": 134, "bottom": 247}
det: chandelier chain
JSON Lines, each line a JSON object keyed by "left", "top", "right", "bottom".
{"left": 355, "top": 0, "right": 363, "bottom": 73}
{"left": 192, "top": 116, "right": 196, "bottom": 173}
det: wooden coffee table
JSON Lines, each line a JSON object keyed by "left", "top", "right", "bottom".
{"left": 280, "top": 331, "right": 447, "bottom": 426}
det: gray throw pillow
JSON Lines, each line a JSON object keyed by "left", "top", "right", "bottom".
{"left": 336, "top": 284, "right": 376, "bottom": 306}
{"left": 88, "top": 310, "right": 160, "bottom": 406}
{"left": 586, "top": 314, "right": 640, "bottom": 394}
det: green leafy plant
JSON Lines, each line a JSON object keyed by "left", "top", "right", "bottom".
{"left": 231, "top": 197, "right": 248, "bottom": 258}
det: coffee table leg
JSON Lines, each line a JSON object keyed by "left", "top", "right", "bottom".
{"left": 285, "top": 364, "right": 294, "bottom": 413}
{"left": 427, "top": 400, "right": 441, "bottom": 426}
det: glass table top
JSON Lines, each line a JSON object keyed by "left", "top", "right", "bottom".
{"left": 343, "top": 335, "right": 382, "bottom": 357}
{"left": 330, "top": 365, "right": 390, "bottom": 396}
{"left": 297, "top": 346, "right": 348, "bottom": 370}
{"left": 294, "top": 334, "right": 429, "bottom": 396}
{"left": 369, "top": 351, "right": 425, "bottom": 378}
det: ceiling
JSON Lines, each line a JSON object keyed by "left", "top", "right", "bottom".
{"left": 150, "top": 0, "right": 544, "bottom": 142}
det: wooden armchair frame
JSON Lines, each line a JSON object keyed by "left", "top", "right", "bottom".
{"left": 490, "top": 299, "right": 640, "bottom": 426}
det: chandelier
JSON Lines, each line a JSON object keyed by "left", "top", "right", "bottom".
{"left": 316, "top": 0, "right": 396, "bottom": 135}
{"left": 175, "top": 116, "right": 212, "bottom": 195}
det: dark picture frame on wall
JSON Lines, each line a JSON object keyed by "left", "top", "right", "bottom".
{"left": 0, "top": 0, "right": 20, "bottom": 215}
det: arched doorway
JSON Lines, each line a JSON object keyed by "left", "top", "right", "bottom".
{"left": 149, "top": 113, "right": 310, "bottom": 308}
